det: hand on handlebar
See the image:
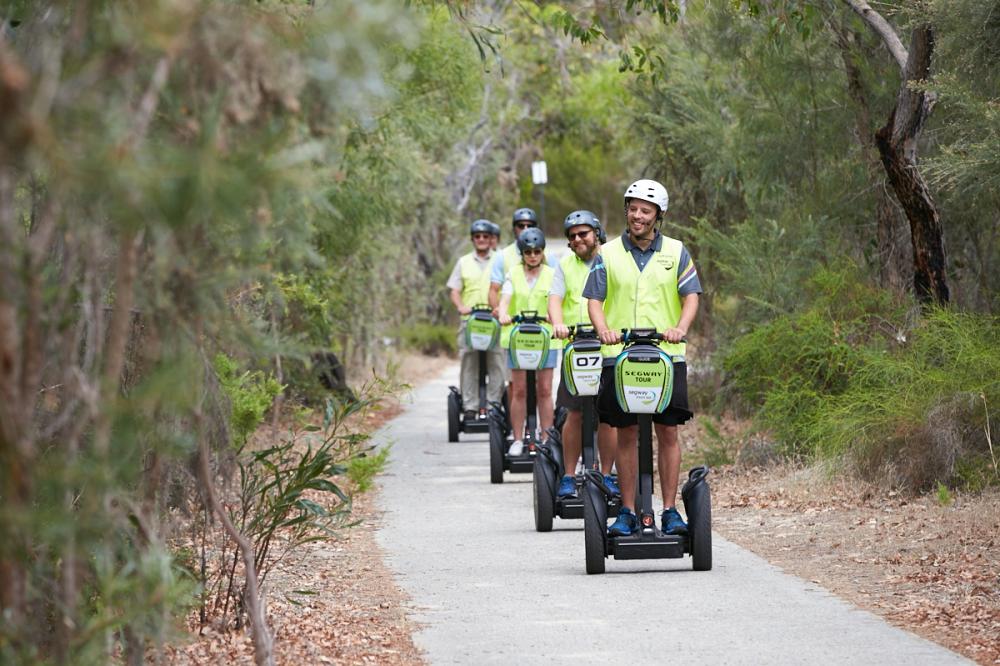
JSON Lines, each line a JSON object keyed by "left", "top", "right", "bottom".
{"left": 553, "top": 323, "right": 570, "bottom": 339}
{"left": 458, "top": 305, "right": 472, "bottom": 316}
{"left": 597, "top": 328, "right": 621, "bottom": 345}
{"left": 498, "top": 313, "right": 512, "bottom": 325}
{"left": 663, "top": 327, "right": 687, "bottom": 344}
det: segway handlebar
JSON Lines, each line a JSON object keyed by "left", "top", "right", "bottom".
{"left": 564, "top": 323, "right": 598, "bottom": 340}
{"left": 469, "top": 303, "right": 493, "bottom": 314}
{"left": 512, "top": 311, "right": 548, "bottom": 324}
{"left": 601, "top": 328, "right": 688, "bottom": 345}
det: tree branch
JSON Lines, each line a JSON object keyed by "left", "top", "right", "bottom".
{"left": 842, "top": 0, "right": 908, "bottom": 71}
{"left": 196, "top": 350, "right": 274, "bottom": 666}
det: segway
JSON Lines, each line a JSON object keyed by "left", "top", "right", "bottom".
{"left": 448, "top": 305, "right": 503, "bottom": 442}
{"left": 533, "top": 324, "right": 620, "bottom": 531}
{"left": 582, "top": 328, "right": 712, "bottom": 573}
{"left": 489, "top": 311, "right": 550, "bottom": 484}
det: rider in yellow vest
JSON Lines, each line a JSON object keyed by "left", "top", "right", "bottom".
{"left": 498, "top": 228, "right": 556, "bottom": 456}
{"left": 584, "top": 179, "right": 702, "bottom": 537}
{"left": 488, "top": 207, "right": 539, "bottom": 312}
{"left": 447, "top": 219, "right": 505, "bottom": 421}
{"left": 548, "top": 210, "right": 618, "bottom": 500}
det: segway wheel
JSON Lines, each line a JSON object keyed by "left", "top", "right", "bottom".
{"left": 488, "top": 417, "right": 504, "bottom": 484}
{"left": 690, "top": 499, "right": 712, "bottom": 571}
{"left": 532, "top": 454, "right": 555, "bottom": 532}
{"left": 447, "top": 391, "right": 460, "bottom": 442}
{"left": 501, "top": 389, "right": 513, "bottom": 435}
{"left": 583, "top": 481, "right": 607, "bottom": 574}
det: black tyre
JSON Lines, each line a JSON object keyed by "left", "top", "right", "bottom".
{"left": 683, "top": 468, "right": 713, "bottom": 571}
{"left": 501, "top": 389, "right": 513, "bottom": 435}
{"left": 488, "top": 417, "right": 504, "bottom": 484}
{"left": 447, "top": 391, "right": 460, "bottom": 442}
{"left": 583, "top": 481, "right": 607, "bottom": 574}
{"left": 533, "top": 453, "right": 556, "bottom": 532}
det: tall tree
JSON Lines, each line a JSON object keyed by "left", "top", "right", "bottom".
{"left": 844, "top": 1, "right": 948, "bottom": 304}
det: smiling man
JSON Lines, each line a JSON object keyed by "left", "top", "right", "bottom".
{"left": 583, "top": 179, "right": 703, "bottom": 538}
{"left": 548, "top": 210, "right": 618, "bottom": 500}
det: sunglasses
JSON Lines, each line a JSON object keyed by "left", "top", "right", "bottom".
{"left": 514, "top": 222, "right": 534, "bottom": 230}
{"left": 472, "top": 233, "right": 492, "bottom": 240}
{"left": 567, "top": 230, "right": 593, "bottom": 240}
{"left": 522, "top": 248, "right": 543, "bottom": 256}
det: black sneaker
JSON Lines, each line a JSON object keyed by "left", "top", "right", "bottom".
{"left": 464, "top": 409, "right": 478, "bottom": 422}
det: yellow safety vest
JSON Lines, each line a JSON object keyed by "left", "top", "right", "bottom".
{"left": 501, "top": 262, "right": 556, "bottom": 348}
{"left": 490, "top": 242, "right": 521, "bottom": 285}
{"left": 559, "top": 251, "right": 596, "bottom": 327}
{"left": 458, "top": 251, "right": 493, "bottom": 309}
{"left": 600, "top": 235, "right": 685, "bottom": 359}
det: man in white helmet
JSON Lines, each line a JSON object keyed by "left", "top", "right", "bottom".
{"left": 583, "top": 179, "right": 702, "bottom": 537}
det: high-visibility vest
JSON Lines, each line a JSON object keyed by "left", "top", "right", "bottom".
{"left": 490, "top": 242, "right": 521, "bottom": 285}
{"left": 458, "top": 251, "right": 493, "bottom": 308}
{"left": 600, "top": 235, "right": 685, "bottom": 359}
{"left": 501, "top": 262, "right": 556, "bottom": 349}
{"left": 559, "top": 251, "right": 596, "bottom": 327}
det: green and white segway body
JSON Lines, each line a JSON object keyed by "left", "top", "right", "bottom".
{"left": 562, "top": 336, "right": 602, "bottom": 397}
{"left": 465, "top": 309, "right": 500, "bottom": 351}
{"left": 508, "top": 321, "right": 551, "bottom": 370}
{"left": 613, "top": 343, "right": 674, "bottom": 414}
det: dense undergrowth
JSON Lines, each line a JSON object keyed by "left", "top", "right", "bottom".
{"left": 721, "top": 267, "right": 1000, "bottom": 491}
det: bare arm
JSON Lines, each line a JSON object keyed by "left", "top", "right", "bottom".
{"left": 498, "top": 291, "right": 513, "bottom": 325}
{"left": 450, "top": 288, "right": 471, "bottom": 315}
{"left": 548, "top": 294, "right": 568, "bottom": 339}
{"left": 588, "top": 298, "right": 620, "bottom": 345}
{"left": 664, "top": 293, "right": 699, "bottom": 343}
{"left": 488, "top": 281, "right": 501, "bottom": 312}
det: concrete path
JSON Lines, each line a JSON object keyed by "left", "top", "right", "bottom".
{"left": 375, "top": 364, "right": 968, "bottom": 665}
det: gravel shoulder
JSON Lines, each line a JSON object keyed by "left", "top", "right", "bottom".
{"left": 707, "top": 462, "right": 1000, "bottom": 665}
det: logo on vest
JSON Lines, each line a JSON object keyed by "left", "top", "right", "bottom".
{"left": 658, "top": 256, "right": 675, "bottom": 270}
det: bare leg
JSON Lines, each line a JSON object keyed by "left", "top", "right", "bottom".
{"left": 509, "top": 370, "right": 527, "bottom": 440}
{"left": 597, "top": 424, "right": 616, "bottom": 475}
{"left": 615, "top": 425, "right": 638, "bottom": 512}
{"left": 562, "top": 410, "right": 582, "bottom": 477}
{"left": 654, "top": 423, "right": 681, "bottom": 508}
{"left": 536, "top": 368, "right": 554, "bottom": 432}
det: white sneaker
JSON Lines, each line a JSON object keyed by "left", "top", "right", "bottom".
{"left": 508, "top": 440, "right": 524, "bottom": 456}
{"left": 574, "top": 457, "right": 584, "bottom": 475}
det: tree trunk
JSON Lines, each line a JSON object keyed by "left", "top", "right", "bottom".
{"left": 832, "top": 22, "right": 911, "bottom": 294}
{"left": 874, "top": 25, "right": 948, "bottom": 305}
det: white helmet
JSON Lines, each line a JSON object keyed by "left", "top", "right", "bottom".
{"left": 624, "top": 179, "right": 669, "bottom": 213}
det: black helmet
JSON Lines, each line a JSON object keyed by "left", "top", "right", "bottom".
{"left": 516, "top": 227, "right": 546, "bottom": 253}
{"left": 512, "top": 207, "right": 538, "bottom": 226}
{"left": 563, "top": 210, "right": 601, "bottom": 237}
{"left": 487, "top": 221, "right": 501, "bottom": 238}
{"left": 470, "top": 219, "right": 493, "bottom": 235}
{"left": 595, "top": 221, "right": 607, "bottom": 244}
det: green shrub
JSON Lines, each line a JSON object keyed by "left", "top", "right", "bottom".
{"left": 812, "top": 309, "right": 1000, "bottom": 490}
{"left": 688, "top": 417, "right": 736, "bottom": 468}
{"left": 723, "top": 270, "right": 1000, "bottom": 490}
{"left": 397, "top": 323, "right": 456, "bottom": 356}
{"left": 722, "top": 265, "right": 906, "bottom": 456}
{"left": 213, "top": 354, "right": 284, "bottom": 448}
{"left": 346, "top": 445, "right": 392, "bottom": 493}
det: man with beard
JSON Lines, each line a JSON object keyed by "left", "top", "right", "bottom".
{"left": 548, "top": 210, "right": 619, "bottom": 500}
